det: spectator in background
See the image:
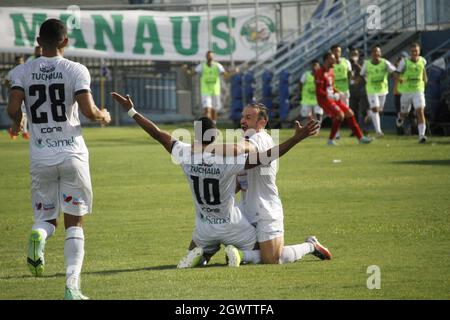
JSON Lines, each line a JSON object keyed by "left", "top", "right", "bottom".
{"left": 26, "top": 45, "right": 42, "bottom": 63}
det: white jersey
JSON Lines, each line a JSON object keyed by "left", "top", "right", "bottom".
{"left": 9, "top": 56, "right": 91, "bottom": 166}
{"left": 239, "top": 130, "right": 282, "bottom": 224}
{"left": 171, "top": 141, "right": 247, "bottom": 225}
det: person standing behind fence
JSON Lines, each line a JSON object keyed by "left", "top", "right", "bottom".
{"left": 183, "top": 51, "right": 232, "bottom": 123}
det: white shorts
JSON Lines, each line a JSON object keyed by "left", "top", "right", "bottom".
{"left": 300, "top": 105, "right": 323, "bottom": 118}
{"left": 30, "top": 157, "right": 93, "bottom": 222}
{"left": 201, "top": 95, "right": 222, "bottom": 110}
{"left": 368, "top": 94, "right": 387, "bottom": 110}
{"left": 339, "top": 91, "right": 350, "bottom": 106}
{"left": 400, "top": 92, "right": 426, "bottom": 113}
{"left": 192, "top": 208, "right": 256, "bottom": 255}
{"left": 254, "top": 209, "right": 284, "bottom": 243}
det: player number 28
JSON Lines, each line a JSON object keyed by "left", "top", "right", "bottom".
{"left": 29, "top": 83, "right": 67, "bottom": 123}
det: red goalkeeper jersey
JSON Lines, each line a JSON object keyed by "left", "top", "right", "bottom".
{"left": 314, "top": 66, "right": 336, "bottom": 101}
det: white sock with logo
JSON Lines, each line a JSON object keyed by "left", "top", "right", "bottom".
{"left": 370, "top": 111, "right": 382, "bottom": 134}
{"left": 279, "top": 243, "right": 314, "bottom": 264}
{"left": 32, "top": 221, "right": 55, "bottom": 240}
{"left": 64, "top": 227, "right": 85, "bottom": 290}
{"left": 418, "top": 123, "right": 426, "bottom": 137}
{"left": 242, "top": 250, "right": 262, "bottom": 264}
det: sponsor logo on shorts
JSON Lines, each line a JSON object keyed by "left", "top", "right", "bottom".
{"left": 63, "top": 194, "right": 85, "bottom": 206}
{"left": 71, "top": 196, "right": 85, "bottom": 206}
{"left": 35, "top": 202, "right": 55, "bottom": 211}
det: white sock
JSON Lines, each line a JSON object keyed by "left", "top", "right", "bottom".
{"left": 370, "top": 111, "right": 382, "bottom": 134}
{"left": 242, "top": 250, "right": 262, "bottom": 264}
{"left": 32, "top": 221, "right": 55, "bottom": 240}
{"left": 279, "top": 243, "right": 314, "bottom": 264}
{"left": 64, "top": 227, "right": 85, "bottom": 290}
{"left": 418, "top": 123, "right": 426, "bottom": 137}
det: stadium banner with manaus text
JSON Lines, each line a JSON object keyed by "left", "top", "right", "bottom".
{"left": 0, "top": 7, "right": 277, "bottom": 61}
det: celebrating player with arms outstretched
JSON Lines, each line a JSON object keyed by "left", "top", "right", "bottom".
{"left": 111, "top": 92, "right": 319, "bottom": 268}
{"left": 7, "top": 19, "right": 111, "bottom": 300}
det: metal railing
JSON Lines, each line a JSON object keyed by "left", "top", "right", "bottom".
{"left": 246, "top": 0, "right": 418, "bottom": 102}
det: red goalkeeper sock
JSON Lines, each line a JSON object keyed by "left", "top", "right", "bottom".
{"left": 330, "top": 119, "right": 342, "bottom": 140}
{"left": 346, "top": 116, "right": 363, "bottom": 140}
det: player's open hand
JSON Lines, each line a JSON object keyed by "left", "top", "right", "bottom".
{"left": 111, "top": 92, "right": 134, "bottom": 112}
{"left": 293, "top": 120, "right": 320, "bottom": 142}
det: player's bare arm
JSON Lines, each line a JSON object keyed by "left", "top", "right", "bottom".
{"left": 245, "top": 120, "right": 319, "bottom": 170}
{"left": 111, "top": 92, "right": 173, "bottom": 153}
{"left": 7, "top": 88, "right": 25, "bottom": 135}
{"left": 76, "top": 92, "right": 111, "bottom": 126}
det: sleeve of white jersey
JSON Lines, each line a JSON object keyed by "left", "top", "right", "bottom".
{"left": 9, "top": 64, "right": 25, "bottom": 90}
{"left": 346, "top": 59, "right": 352, "bottom": 72}
{"left": 396, "top": 59, "right": 406, "bottom": 73}
{"left": 360, "top": 62, "right": 367, "bottom": 77}
{"left": 300, "top": 72, "right": 307, "bottom": 84}
{"left": 385, "top": 60, "right": 396, "bottom": 73}
{"left": 194, "top": 64, "right": 202, "bottom": 74}
{"left": 216, "top": 63, "right": 226, "bottom": 74}
{"left": 74, "top": 64, "right": 91, "bottom": 94}
{"left": 170, "top": 140, "right": 191, "bottom": 165}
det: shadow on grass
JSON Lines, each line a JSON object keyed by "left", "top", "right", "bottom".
{"left": 392, "top": 159, "right": 450, "bottom": 166}
{"left": 0, "top": 260, "right": 323, "bottom": 280}
{"left": 0, "top": 265, "right": 177, "bottom": 280}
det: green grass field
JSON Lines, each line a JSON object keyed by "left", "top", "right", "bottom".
{"left": 1, "top": 126, "right": 449, "bottom": 300}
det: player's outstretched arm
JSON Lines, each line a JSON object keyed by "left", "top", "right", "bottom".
{"left": 111, "top": 92, "right": 173, "bottom": 153}
{"left": 245, "top": 120, "right": 319, "bottom": 170}
{"left": 76, "top": 92, "right": 111, "bottom": 126}
{"left": 7, "top": 88, "right": 25, "bottom": 135}
{"left": 213, "top": 140, "right": 257, "bottom": 157}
